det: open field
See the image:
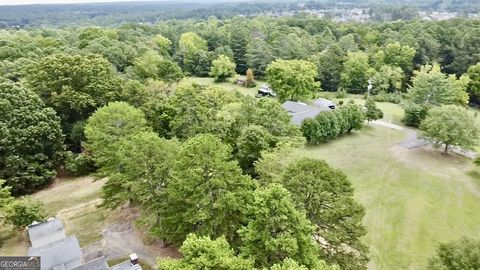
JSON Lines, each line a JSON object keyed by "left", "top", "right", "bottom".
{"left": 292, "top": 124, "right": 480, "bottom": 270}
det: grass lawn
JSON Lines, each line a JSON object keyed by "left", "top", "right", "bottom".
{"left": 291, "top": 125, "right": 480, "bottom": 270}
{"left": 0, "top": 176, "right": 120, "bottom": 254}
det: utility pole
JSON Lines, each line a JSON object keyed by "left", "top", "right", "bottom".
{"left": 367, "top": 79, "right": 373, "bottom": 97}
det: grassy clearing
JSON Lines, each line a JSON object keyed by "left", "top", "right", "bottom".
{"left": 0, "top": 176, "right": 117, "bottom": 253}
{"left": 291, "top": 125, "right": 480, "bottom": 270}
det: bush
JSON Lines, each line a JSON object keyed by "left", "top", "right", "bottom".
{"left": 4, "top": 197, "right": 46, "bottom": 227}
{"left": 368, "top": 92, "right": 403, "bottom": 104}
{"left": 402, "top": 102, "right": 429, "bottom": 127}
{"left": 301, "top": 104, "right": 365, "bottom": 144}
{"left": 335, "top": 89, "right": 347, "bottom": 98}
{"left": 245, "top": 80, "right": 257, "bottom": 88}
{"left": 64, "top": 152, "right": 96, "bottom": 177}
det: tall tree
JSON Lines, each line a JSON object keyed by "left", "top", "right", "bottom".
{"left": 0, "top": 82, "right": 63, "bottom": 194}
{"left": 420, "top": 105, "right": 479, "bottom": 154}
{"left": 239, "top": 183, "right": 321, "bottom": 269}
{"left": 100, "top": 131, "right": 179, "bottom": 209}
{"left": 133, "top": 50, "right": 183, "bottom": 83}
{"left": 276, "top": 158, "right": 368, "bottom": 270}
{"left": 266, "top": 59, "right": 320, "bottom": 101}
{"left": 230, "top": 22, "right": 249, "bottom": 74}
{"left": 246, "top": 38, "right": 274, "bottom": 78}
{"left": 209, "top": 54, "right": 236, "bottom": 82}
{"left": 403, "top": 63, "right": 470, "bottom": 126}
{"left": 467, "top": 62, "right": 480, "bottom": 104}
{"left": 24, "top": 53, "right": 123, "bottom": 151}
{"left": 156, "top": 134, "right": 256, "bottom": 245}
{"left": 84, "top": 102, "right": 150, "bottom": 171}
{"left": 340, "top": 52, "right": 374, "bottom": 93}
{"left": 158, "top": 234, "right": 254, "bottom": 270}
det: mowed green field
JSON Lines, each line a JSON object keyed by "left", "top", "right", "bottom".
{"left": 291, "top": 125, "right": 480, "bottom": 270}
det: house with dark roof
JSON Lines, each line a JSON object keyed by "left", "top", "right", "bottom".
{"left": 27, "top": 218, "right": 142, "bottom": 270}
{"left": 282, "top": 100, "right": 333, "bottom": 125}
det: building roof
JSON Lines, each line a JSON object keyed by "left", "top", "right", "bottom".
{"left": 282, "top": 101, "right": 314, "bottom": 114}
{"left": 282, "top": 101, "right": 331, "bottom": 125}
{"left": 313, "top": 98, "right": 336, "bottom": 108}
{"left": 71, "top": 257, "right": 110, "bottom": 270}
{"left": 28, "top": 235, "right": 82, "bottom": 270}
{"left": 28, "top": 218, "right": 66, "bottom": 248}
{"left": 110, "top": 261, "right": 142, "bottom": 270}
{"left": 290, "top": 108, "right": 325, "bottom": 125}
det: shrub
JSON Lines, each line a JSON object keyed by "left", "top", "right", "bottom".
{"left": 402, "top": 102, "right": 429, "bottom": 127}
{"left": 335, "top": 89, "right": 347, "bottom": 98}
{"left": 369, "top": 92, "right": 403, "bottom": 104}
{"left": 64, "top": 152, "right": 96, "bottom": 177}
{"left": 4, "top": 197, "right": 46, "bottom": 227}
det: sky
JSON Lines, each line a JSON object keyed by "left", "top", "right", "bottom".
{"left": 0, "top": 0, "right": 166, "bottom": 5}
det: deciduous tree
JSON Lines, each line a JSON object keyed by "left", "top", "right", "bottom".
{"left": 277, "top": 158, "right": 368, "bottom": 270}
{"left": 209, "top": 54, "right": 236, "bottom": 82}
{"left": 84, "top": 102, "right": 150, "bottom": 170}
{"left": 158, "top": 234, "right": 254, "bottom": 270}
{"left": 239, "top": 183, "right": 320, "bottom": 269}
{"left": 156, "top": 134, "right": 256, "bottom": 245}
{"left": 420, "top": 105, "right": 479, "bottom": 154}
{"left": 0, "top": 83, "right": 63, "bottom": 194}
{"left": 428, "top": 238, "right": 480, "bottom": 270}
{"left": 266, "top": 59, "right": 320, "bottom": 101}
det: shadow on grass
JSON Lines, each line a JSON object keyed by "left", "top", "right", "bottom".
{"left": 467, "top": 170, "right": 480, "bottom": 188}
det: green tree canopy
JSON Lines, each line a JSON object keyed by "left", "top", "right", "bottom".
{"left": 407, "top": 64, "right": 470, "bottom": 107}
{"left": 84, "top": 102, "right": 150, "bottom": 171}
{"left": 158, "top": 234, "right": 254, "bottom": 270}
{"left": 24, "top": 53, "right": 123, "bottom": 128}
{"left": 156, "top": 134, "right": 256, "bottom": 245}
{"left": 239, "top": 183, "right": 320, "bottom": 269}
{"left": 133, "top": 50, "right": 183, "bottom": 83}
{"left": 266, "top": 59, "right": 320, "bottom": 102}
{"left": 0, "top": 82, "right": 63, "bottom": 194}
{"left": 428, "top": 237, "right": 480, "bottom": 270}
{"left": 420, "top": 105, "right": 479, "bottom": 154}
{"left": 276, "top": 158, "right": 368, "bottom": 270}
{"left": 209, "top": 54, "right": 236, "bottom": 82}
{"left": 467, "top": 62, "right": 480, "bottom": 104}
{"left": 340, "top": 52, "right": 374, "bottom": 93}
{"left": 3, "top": 197, "right": 46, "bottom": 227}
{"left": 100, "top": 131, "right": 179, "bottom": 209}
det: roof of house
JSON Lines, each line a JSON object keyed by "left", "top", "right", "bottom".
{"left": 110, "top": 261, "right": 142, "bottom": 270}
{"left": 28, "top": 235, "right": 82, "bottom": 270}
{"left": 282, "top": 101, "right": 331, "bottom": 125}
{"left": 28, "top": 218, "right": 66, "bottom": 248}
{"left": 313, "top": 98, "right": 336, "bottom": 108}
{"left": 71, "top": 257, "right": 110, "bottom": 270}
{"left": 282, "top": 101, "right": 314, "bottom": 114}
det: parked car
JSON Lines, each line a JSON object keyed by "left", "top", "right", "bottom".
{"left": 256, "top": 85, "right": 277, "bottom": 98}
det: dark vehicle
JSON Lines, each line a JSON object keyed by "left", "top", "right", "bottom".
{"left": 256, "top": 85, "right": 277, "bottom": 98}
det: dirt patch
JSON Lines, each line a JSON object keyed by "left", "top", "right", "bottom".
{"left": 82, "top": 207, "right": 180, "bottom": 267}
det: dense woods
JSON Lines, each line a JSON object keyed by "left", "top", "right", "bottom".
{"left": 1, "top": 2, "right": 480, "bottom": 269}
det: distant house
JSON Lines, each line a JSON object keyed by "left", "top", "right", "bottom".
{"left": 282, "top": 99, "right": 334, "bottom": 125}
{"left": 313, "top": 98, "right": 336, "bottom": 110}
{"left": 27, "top": 218, "right": 142, "bottom": 270}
